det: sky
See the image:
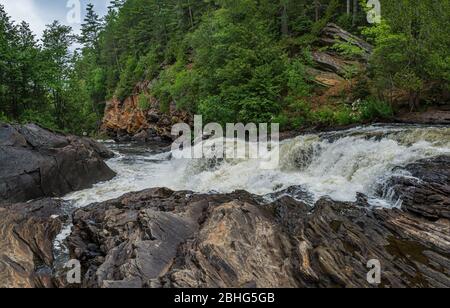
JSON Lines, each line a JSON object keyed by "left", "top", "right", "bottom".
{"left": 0, "top": 0, "right": 109, "bottom": 38}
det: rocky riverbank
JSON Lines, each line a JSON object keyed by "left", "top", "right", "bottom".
{"left": 0, "top": 123, "right": 117, "bottom": 288}
{"left": 0, "top": 124, "right": 449, "bottom": 288}
{"left": 0, "top": 123, "right": 116, "bottom": 203}
{"left": 65, "top": 156, "right": 449, "bottom": 288}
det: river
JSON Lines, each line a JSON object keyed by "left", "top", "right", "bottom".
{"left": 64, "top": 124, "right": 450, "bottom": 208}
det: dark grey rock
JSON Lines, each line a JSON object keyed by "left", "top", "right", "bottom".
{"left": 0, "top": 123, "right": 116, "bottom": 203}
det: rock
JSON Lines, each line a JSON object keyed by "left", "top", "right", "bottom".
{"left": 306, "top": 67, "right": 345, "bottom": 87}
{"left": 320, "top": 23, "right": 373, "bottom": 59}
{"left": 0, "top": 199, "right": 65, "bottom": 288}
{"left": 67, "top": 185, "right": 449, "bottom": 288}
{"left": 395, "top": 109, "right": 450, "bottom": 125}
{"left": 132, "top": 130, "right": 149, "bottom": 143}
{"left": 381, "top": 156, "right": 450, "bottom": 220}
{"left": 101, "top": 87, "right": 191, "bottom": 143}
{"left": 307, "top": 23, "right": 372, "bottom": 90}
{"left": 0, "top": 123, "right": 116, "bottom": 203}
{"left": 311, "top": 51, "right": 362, "bottom": 76}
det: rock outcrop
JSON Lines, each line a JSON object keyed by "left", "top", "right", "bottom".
{"left": 101, "top": 82, "right": 192, "bottom": 143}
{"left": 0, "top": 199, "right": 65, "bottom": 288}
{"left": 0, "top": 123, "right": 116, "bottom": 203}
{"left": 66, "top": 157, "right": 450, "bottom": 288}
{"left": 382, "top": 156, "right": 450, "bottom": 220}
{"left": 308, "top": 23, "right": 372, "bottom": 89}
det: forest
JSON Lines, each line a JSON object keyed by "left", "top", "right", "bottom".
{"left": 0, "top": 0, "right": 449, "bottom": 134}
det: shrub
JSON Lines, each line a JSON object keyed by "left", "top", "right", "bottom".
{"left": 313, "top": 106, "right": 335, "bottom": 125}
{"left": 272, "top": 114, "right": 290, "bottom": 130}
{"left": 0, "top": 112, "right": 10, "bottom": 123}
{"left": 137, "top": 93, "right": 150, "bottom": 111}
{"left": 19, "top": 109, "right": 58, "bottom": 130}
{"left": 357, "top": 98, "right": 394, "bottom": 120}
{"left": 333, "top": 106, "right": 357, "bottom": 125}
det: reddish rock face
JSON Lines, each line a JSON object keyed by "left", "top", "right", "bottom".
{"left": 102, "top": 96, "right": 150, "bottom": 136}
{"left": 101, "top": 91, "right": 192, "bottom": 142}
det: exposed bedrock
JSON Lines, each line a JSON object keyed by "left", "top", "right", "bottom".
{"left": 0, "top": 199, "right": 65, "bottom": 288}
{"left": 0, "top": 123, "right": 116, "bottom": 203}
{"left": 381, "top": 156, "right": 450, "bottom": 220}
{"left": 66, "top": 156, "right": 450, "bottom": 288}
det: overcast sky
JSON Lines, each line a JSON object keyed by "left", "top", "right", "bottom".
{"left": 0, "top": 0, "right": 109, "bottom": 38}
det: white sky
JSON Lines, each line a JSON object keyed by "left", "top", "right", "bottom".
{"left": 0, "top": 0, "right": 108, "bottom": 38}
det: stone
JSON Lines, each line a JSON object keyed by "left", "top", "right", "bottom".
{"left": 0, "top": 123, "right": 116, "bottom": 203}
{"left": 0, "top": 199, "right": 65, "bottom": 288}
{"left": 66, "top": 180, "right": 449, "bottom": 288}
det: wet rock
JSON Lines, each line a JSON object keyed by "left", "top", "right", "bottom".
{"left": 0, "top": 123, "right": 116, "bottom": 203}
{"left": 0, "top": 199, "right": 65, "bottom": 288}
{"left": 67, "top": 185, "right": 450, "bottom": 288}
{"left": 383, "top": 156, "right": 450, "bottom": 220}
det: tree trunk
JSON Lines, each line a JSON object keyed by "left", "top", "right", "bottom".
{"left": 347, "top": 0, "right": 351, "bottom": 15}
{"left": 315, "top": 0, "right": 321, "bottom": 22}
{"left": 352, "top": 0, "right": 358, "bottom": 26}
{"left": 187, "top": 0, "right": 194, "bottom": 28}
{"left": 281, "top": 1, "right": 289, "bottom": 36}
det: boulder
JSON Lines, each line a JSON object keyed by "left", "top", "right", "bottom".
{"left": 67, "top": 184, "right": 449, "bottom": 288}
{"left": 0, "top": 199, "right": 65, "bottom": 288}
{"left": 381, "top": 156, "right": 450, "bottom": 220}
{"left": 0, "top": 123, "right": 116, "bottom": 203}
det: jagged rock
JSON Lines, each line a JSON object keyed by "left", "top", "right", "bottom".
{"left": 307, "top": 23, "right": 372, "bottom": 89}
{"left": 320, "top": 23, "right": 373, "bottom": 59}
{"left": 67, "top": 180, "right": 450, "bottom": 288}
{"left": 382, "top": 156, "right": 450, "bottom": 220}
{"left": 311, "top": 51, "right": 362, "bottom": 76}
{"left": 101, "top": 86, "right": 191, "bottom": 143}
{"left": 306, "top": 67, "right": 345, "bottom": 87}
{"left": 0, "top": 123, "right": 116, "bottom": 203}
{"left": 0, "top": 199, "right": 65, "bottom": 288}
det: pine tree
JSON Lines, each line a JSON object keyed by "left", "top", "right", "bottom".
{"left": 80, "top": 3, "right": 102, "bottom": 49}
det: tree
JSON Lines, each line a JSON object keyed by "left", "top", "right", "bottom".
{"left": 42, "top": 21, "right": 75, "bottom": 128}
{"left": 80, "top": 3, "right": 102, "bottom": 49}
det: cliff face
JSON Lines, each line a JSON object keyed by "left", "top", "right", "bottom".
{"left": 101, "top": 82, "right": 192, "bottom": 143}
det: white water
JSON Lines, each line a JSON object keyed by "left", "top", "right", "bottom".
{"left": 63, "top": 125, "right": 450, "bottom": 208}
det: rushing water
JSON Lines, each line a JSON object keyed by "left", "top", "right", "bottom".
{"left": 63, "top": 124, "right": 450, "bottom": 209}
{"left": 53, "top": 124, "right": 450, "bottom": 263}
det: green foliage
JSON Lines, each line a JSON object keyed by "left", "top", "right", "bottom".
{"left": 137, "top": 93, "right": 150, "bottom": 111}
{"left": 0, "top": 111, "right": 10, "bottom": 123}
{"left": 1, "top": 0, "right": 448, "bottom": 136}
{"left": 333, "top": 106, "right": 357, "bottom": 125}
{"left": 313, "top": 107, "right": 335, "bottom": 125}
{"left": 356, "top": 98, "right": 394, "bottom": 120}
{"left": 19, "top": 109, "right": 58, "bottom": 130}
{"left": 363, "top": 0, "right": 450, "bottom": 108}
{"left": 332, "top": 41, "right": 364, "bottom": 59}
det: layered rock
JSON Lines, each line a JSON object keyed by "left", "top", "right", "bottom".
{"left": 382, "top": 156, "right": 450, "bottom": 220}
{"left": 308, "top": 23, "right": 372, "bottom": 88}
{"left": 0, "top": 123, "right": 116, "bottom": 203}
{"left": 66, "top": 156, "right": 450, "bottom": 288}
{"left": 0, "top": 199, "right": 65, "bottom": 288}
{"left": 101, "top": 82, "right": 192, "bottom": 143}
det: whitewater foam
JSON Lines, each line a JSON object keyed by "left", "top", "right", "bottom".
{"left": 63, "top": 124, "right": 450, "bottom": 208}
